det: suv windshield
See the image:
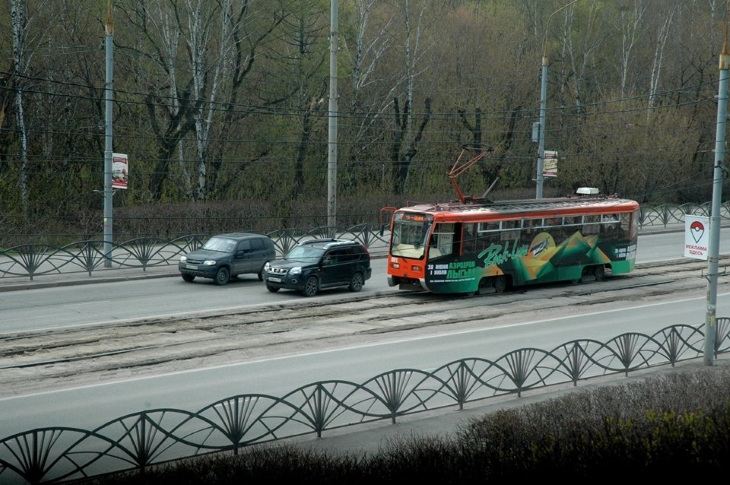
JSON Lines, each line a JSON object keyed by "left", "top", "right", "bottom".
{"left": 202, "top": 237, "right": 236, "bottom": 253}
{"left": 285, "top": 246, "right": 325, "bottom": 262}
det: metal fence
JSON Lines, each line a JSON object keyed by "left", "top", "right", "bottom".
{"left": 1, "top": 320, "right": 729, "bottom": 484}
{"left": 1, "top": 202, "right": 729, "bottom": 281}
{"left": 0, "top": 224, "right": 389, "bottom": 281}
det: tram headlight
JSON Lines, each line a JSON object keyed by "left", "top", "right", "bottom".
{"left": 391, "top": 262, "right": 400, "bottom": 269}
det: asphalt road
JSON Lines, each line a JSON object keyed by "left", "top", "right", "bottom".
{"left": 0, "top": 229, "right": 724, "bottom": 333}
{"left": 1, "top": 225, "right": 730, "bottom": 483}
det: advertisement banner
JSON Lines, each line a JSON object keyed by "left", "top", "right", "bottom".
{"left": 112, "top": 153, "right": 128, "bottom": 190}
{"left": 684, "top": 215, "right": 709, "bottom": 260}
{"left": 543, "top": 150, "right": 557, "bottom": 177}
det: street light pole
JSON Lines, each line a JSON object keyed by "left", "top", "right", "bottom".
{"left": 103, "top": 0, "right": 114, "bottom": 267}
{"left": 704, "top": 17, "right": 730, "bottom": 366}
{"left": 536, "top": 0, "right": 581, "bottom": 199}
{"left": 536, "top": 51, "right": 548, "bottom": 199}
{"left": 327, "top": 0, "right": 338, "bottom": 234}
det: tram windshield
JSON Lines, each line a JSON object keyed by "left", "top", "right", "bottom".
{"left": 389, "top": 212, "right": 433, "bottom": 259}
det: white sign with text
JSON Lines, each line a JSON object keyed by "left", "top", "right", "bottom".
{"left": 684, "top": 215, "right": 709, "bottom": 260}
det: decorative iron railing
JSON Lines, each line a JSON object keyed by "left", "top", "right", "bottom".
{"left": 1, "top": 202, "right": 729, "bottom": 281}
{"left": 1, "top": 319, "right": 729, "bottom": 484}
{"left": 0, "top": 224, "right": 389, "bottom": 281}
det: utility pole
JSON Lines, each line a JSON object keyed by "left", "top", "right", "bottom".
{"left": 327, "top": 0, "right": 338, "bottom": 234}
{"left": 536, "top": 49, "right": 547, "bottom": 199}
{"left": 704, "top": 18, "right": 729, "bottom": 366}
{"left": 536, "top": 0, "right": 580, "bottom": 199}
{"left": 103, "top": 0, "right": 114, "bottom": 267}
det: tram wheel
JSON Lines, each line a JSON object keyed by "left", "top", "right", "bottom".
{"left": 594, "top": 265, "right": 606, "bottom": 282}
{"left": 492, "top": 276, "right": 507, "bottom": 293}
{"left": 477, "top": 278, "right": 492, "bottom": 295}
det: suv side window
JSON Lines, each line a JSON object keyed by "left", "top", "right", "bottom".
{"left": 340, "top": 247, "right": 357, "bottom": 263}
{"left": 250, "top": 238, "right": 264, "bottom": 251}
{"left": 326, "top": 248, "right": 349, "bottom": 265}
{"left": 350, "top": 246, "right": 364, "bottom": 260}
{"left": 238, "top": 240, "right": 251, "bottom": 252}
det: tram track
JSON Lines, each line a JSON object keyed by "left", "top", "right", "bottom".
{"left": 0, "top": 257, "right": 726, "bottom": 397}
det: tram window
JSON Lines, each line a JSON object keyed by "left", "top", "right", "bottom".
{"left": 501, "top": 220, "right": 521, "bottom": 241}
{"left": 463, "top": 223, "right": 478, "bottom": 253}
{"left": 523, "top": 218, "right": 541, "bottom": 229}
{"left": 563, "top": 216, "right": 579, "bottom": 226}
{"left": 619, "top": 213, "right": 632, "bottom": 238}
{"left": 601, "top": 213, "right": 620, "bottom": 235}
{"left": 432, "top": 223, "right": 455, "bottom": 256}
{"left": 521, "top": 218, "right": 541, "bottom": 241}
{"left": 583, "top": 215, "right": 600, "bottom": 234}
{"left": 478, "top": 221, "right": 500, "bottom": 232}
{"left": 620, "top": 213, "right": 631, "bottom": 229}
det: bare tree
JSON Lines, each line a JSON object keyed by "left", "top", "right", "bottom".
{"left": 10, "top": 0, "right": 29, "bottom": 215}
{"left": 196, "top": 0, "right": 289, "bottom": 199}
{"left": 612, "top": 0, "right": 648, "bottom": 98}
{"left": 647, "top": 3, "right": 677, "bottom": 119}
{"left": 115, "top": 0, "right": 200, "bottom": 202}
{"left": 560, "top": 0, "right": 602, "bottom": 115}
{"left": 338, "top": 0, "right": 396, "bottom": 192}
{"left": 9, "top": 0, "right": 49, "bottom": 215}
{"left": 181, "top": 0, "right": 234, "bottom": 201}
{"left": 390, "top": 0, "right": 432, "bottom": 195}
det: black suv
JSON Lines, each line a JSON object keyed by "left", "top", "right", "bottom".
{"left": 263, "top": 239, "right": 372, "bottom": 297}
{"left": 179, "top": 232, "right": 276, "bottom": 285}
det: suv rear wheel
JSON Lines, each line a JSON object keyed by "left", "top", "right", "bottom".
{"left": 301, "top": 275, "right": 319, "bottom": 297}
{"left": 348, "top": 272, "right": 365, "bottom": 292}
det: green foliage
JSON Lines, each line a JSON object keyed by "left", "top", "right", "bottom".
{"left": 1, "top": 0, "right": 729, "bottom": 233}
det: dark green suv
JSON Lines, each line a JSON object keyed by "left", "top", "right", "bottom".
{"left": 178, "top": 232, "right": 276, "bottom": 285}
{"left": 262, "top": 239, "right": 372, "bottom": 297}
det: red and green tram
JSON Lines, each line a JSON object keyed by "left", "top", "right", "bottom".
{"left": 386, "top": 189, "right": 640, "bottom": 295}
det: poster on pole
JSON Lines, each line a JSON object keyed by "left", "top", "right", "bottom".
{"left": 543, "top": 150, "right": 558, "bottom": 177}
{"left": 684, "top": 215, "right": 709, "bottom": 260}
{"left": 112, "top": 153, "right": 128, "bottom": 190}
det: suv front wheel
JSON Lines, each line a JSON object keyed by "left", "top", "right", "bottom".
{"left": 301, "top": 275, "right": 319, "bottom": 297}
{"left": 214, "top": 267, "right": 230, "bottom": 286}
{"left": 348, "top": 272, "right": 365, "bottom": 292}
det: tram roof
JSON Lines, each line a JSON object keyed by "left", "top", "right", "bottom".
{"left": 399, "top": 195, "right": 639, "bottom": 217}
